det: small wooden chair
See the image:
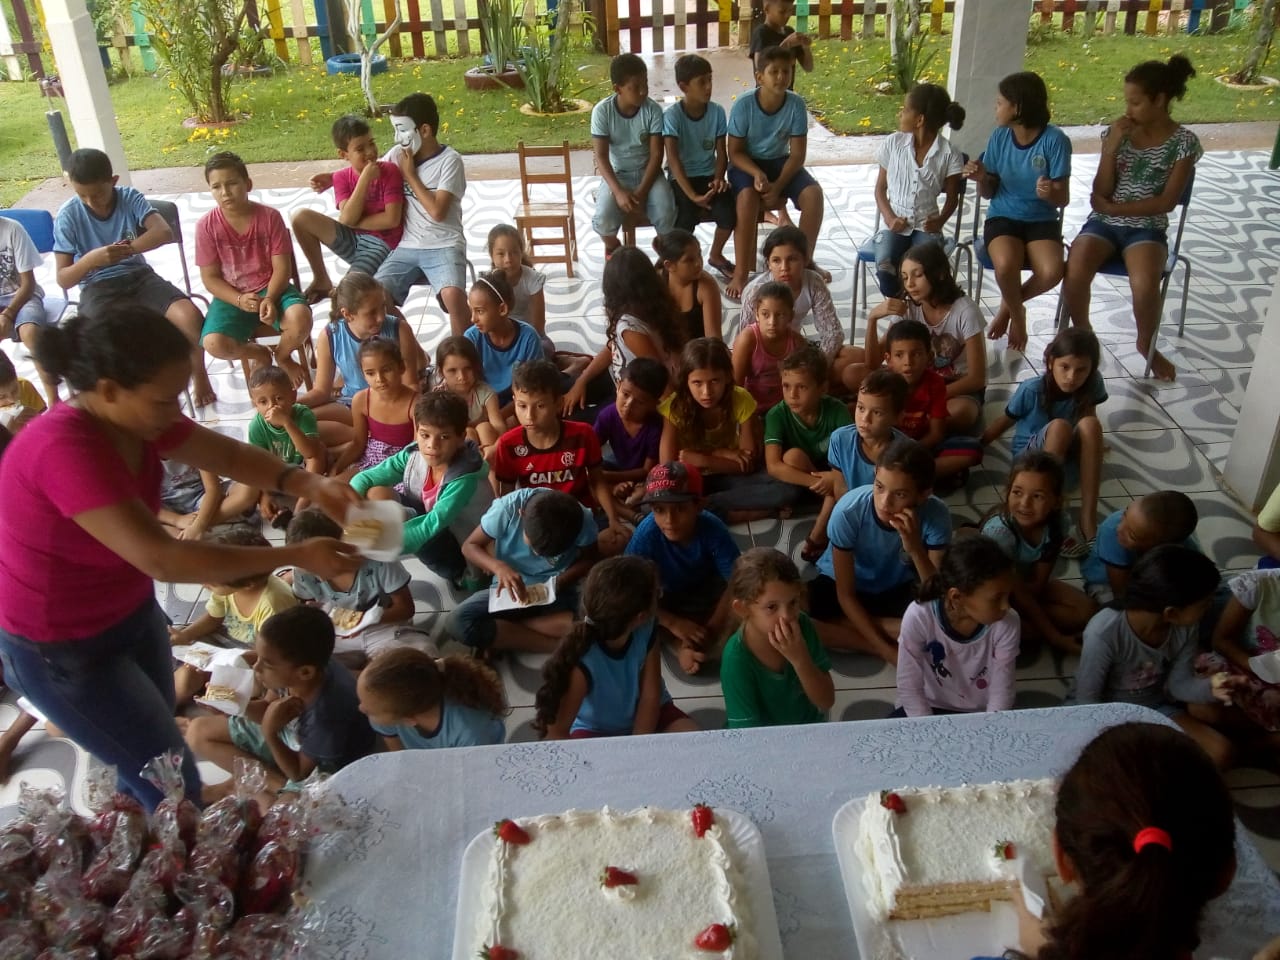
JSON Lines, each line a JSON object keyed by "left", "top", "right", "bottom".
{"left": 515, "top": 141, "right": 579, "bottom": 278}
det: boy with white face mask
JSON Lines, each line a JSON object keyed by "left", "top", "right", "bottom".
{"left": 370, "top": 93, "right": 470, "bottom": 336}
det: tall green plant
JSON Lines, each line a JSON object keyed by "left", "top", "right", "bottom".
{"left": 886, "top": 0, "right": 935, "bottom": 93}
{"left": 515, "top": 0, "right": 579, "bottom": 113}
{"left": 1230, "top": 0, "right": 1277, "bottom": 85}
{"left": 138, "top": 0, "right": 250, "bottom": 122}
{"left": 479, "top": 0, "right": 521, "bottom": 74}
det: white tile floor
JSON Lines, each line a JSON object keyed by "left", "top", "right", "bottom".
{"left": 1, "top": 147, "right": 1277, "bottom": 870}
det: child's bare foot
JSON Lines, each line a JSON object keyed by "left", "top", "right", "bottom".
{"left": 192, "top": 378, "right": 218, "bottom": 408}
{"left": 986, "top": 307, "right": 1010, "bottom": 341}
{"left": 243, "top": 342, "right": 273, "bottom": 370}
{"left": 277, "top": 353, "right": 307, "bottom": 388}
{"left": 725, "top": 273, "right": 747, "bottom": 300}
{"left": 302, "top": 281, "right": 332, "bottom": 305}
{"left": 1142, "top": 348, "right": 1176, "bottom": 382}
{"left": 677, "top": 643, "right": 707, "bottom": 675}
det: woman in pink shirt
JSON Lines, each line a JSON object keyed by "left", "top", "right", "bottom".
{"left": 0, "top": 306, "right": 360, "bottom": 809}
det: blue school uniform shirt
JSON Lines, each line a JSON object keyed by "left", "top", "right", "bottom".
{"left": 982, "top": 124, "right": 1072, "bottom": 223}
{"left": 625, "top": 510, "right": 740, "bottom": 594}
{"left": 53, "top": 187, "right": 157, "bottom": 285}
{"left": 464, "top": 320, "right": 544, "bottom": 396}
{"left": 571, "top": 616, "right": 672, "bottom": 736}
{"left": 981, "top": 511, "right": 1062, "bottom": 580}
{"left": 663, "top": 100, "right": 727, "bottom": 179}
{"left": 1006, "top": 371, "right": 1108, "bottom": 456}
{"left": 298, "top": 662, "right": 376, "bottom": 773}
{"left": 481, "top": 487, "right": 596, "bottom": 581}
{"left": 818, "top": 485, "right": 953, "bottom": 592}
{"left": 827, "top": 426, "right": 908, "bottom": 493}
{"left": 371, "top": 698, "right": 505, "bottom": 749}
{"left": 328, "top": 315, "right": 401, "bottom": 401}
{"left": 727, "top": 89, "right": 809, "bottom": 161}
{"left": 1080, "top": 509, "right": 1202, "bottom": 587}
{"left": 591, "top": 95, "right": 665, "bottom": 174}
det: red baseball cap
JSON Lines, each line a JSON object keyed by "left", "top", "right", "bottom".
{"left": 639, "top": 461, "right": 704, "bottom": 505}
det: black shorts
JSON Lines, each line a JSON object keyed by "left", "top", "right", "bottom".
{"left": 79, "top": 267, "right": 188, "bottom": 318}
{"left": 670, "top": 175, "right": 737, "bottom": 232}
{"left": 728, "top": 157, "right": 819, "bottom": 205}
{"left": 982, "top": 216, "right": 1063, "bottom": 248}
{"left": 807, "top": 574, "right": 917, "bottom": 621}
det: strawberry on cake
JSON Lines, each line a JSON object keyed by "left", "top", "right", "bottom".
{"left": 476, "top": 805, "right": 755, "bottom": 958}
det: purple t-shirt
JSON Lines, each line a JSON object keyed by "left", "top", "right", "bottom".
{"left": 593, "top": 402, "right": 662, "bottom": 471}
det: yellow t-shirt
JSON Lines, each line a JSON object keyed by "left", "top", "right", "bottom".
{"left": 205, "top": 574, "right": 299, "bottom": 646}
{"left": 1259, "top": 483, "right": 1280, "bottom": 534}
{"left": 659, "top": 386, "right": 756, "bottom": 453}
{"left": 0, "top": 379, "right": 46, "bottom": 414}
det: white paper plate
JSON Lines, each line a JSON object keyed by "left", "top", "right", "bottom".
{"left": 451, "top": 807, "right": 784, "bottom": 960}
{"left": 343, "top": 499, "right": 406, "bottom": 561}
{"left": 831, "top": 798, "right": 1023, "bottom": 960}
{"left": 487, "top": 576, "right": 556, "bottom": 614}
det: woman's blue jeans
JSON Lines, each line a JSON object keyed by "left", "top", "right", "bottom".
{"left": 0, "top": 598, "right": 202, "bottom": 810}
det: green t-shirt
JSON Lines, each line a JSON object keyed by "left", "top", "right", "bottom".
{"left": 722, "top": 612, "right": 832, "bottom": 729}
{"left": 246, "top": 403, "right": 320, "bottom": 464}
{"left": 763, "top": 395, "right": 852, "bottom": 465}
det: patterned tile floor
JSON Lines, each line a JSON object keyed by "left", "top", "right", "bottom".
{"left": 1, "top": 148, "right": 1277, "bottom": 871}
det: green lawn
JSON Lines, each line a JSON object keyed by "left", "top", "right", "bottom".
{"left": 2, "top": 21, "right": 1278, "bottom": 208}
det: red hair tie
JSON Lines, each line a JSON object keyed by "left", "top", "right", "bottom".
{"left": 1132, "top": 826, "right": 1173, "bottom": 854}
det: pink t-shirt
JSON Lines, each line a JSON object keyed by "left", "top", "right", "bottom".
{"left": 194, "top": 202, "right": 290, "bottom": 294}
{"left": 0, "top": 404, "right": 196, "bottom": 642}
{"left": 333, "top": 161, "right": 404, "bottom": 248}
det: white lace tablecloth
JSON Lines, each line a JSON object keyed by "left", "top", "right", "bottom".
{"left": 302, "top": 703, "right": 1280, "bottom": 959}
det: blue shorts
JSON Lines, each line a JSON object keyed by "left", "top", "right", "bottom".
{"left": 728, "top": 157, "right": 819, "bottom": 205}
{"left": 227, "top": 715, "right": 305, "bottom": 790}
{"left": 374, "top": 244, "right": 467, "bottom": 306}
{"left": 1077, "top": 218, "right": 1167, "bottom": 254}
{"left": 330, "top": 224, "right": 392, "bottom": 275}
{"left": 1, "top": 293, "right": 50, "bottom": 337}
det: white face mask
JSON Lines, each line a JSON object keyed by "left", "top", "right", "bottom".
{"left": 391, "top": 116, "right": 422, "bottom": 154}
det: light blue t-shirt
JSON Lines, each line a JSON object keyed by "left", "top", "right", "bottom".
{"left": 464, "top": 320, "right": 544, "bottom": 395}
{"left": 727, "top": 89, "right": 809, "bottom": 161}
{"left": 480, "top": 487, "right": 596, "bottom": 581}
{"left": 625, "top": 510, "right": 740, "bottom": 594}
{"left": 1006, "top": 371, "right": 1108, "bottom": 456}
{"left": 53, "top": 187, "right": 157, "bottom": 285}
{"left": 1080, "top": 509, "right": 1202, "bottom": 587}
{"left": 981, "top": 512, "right": 1060, "bottom": 580}
{"left": 982, "top": 124, "right": 1072, "bottom": 223}
{"left": 663, "top": 100, "right": 728, "bottom": 179}
{"left": 827, "top": 426, "right": 908, "bottom": 493}
{"left": 371, "top": 697, "right": 505, "bottom": 749}
{"left": 818, "top": 485, "right": 953, "bottom": 593}
{"left": 571, "top": 617, "right": 672, "bottom": 736}
{"left": 328, "top": 315, "right": 401, "bottom": 401}
{"left": 591, "top": 95, "right": 665, "bottom": 174}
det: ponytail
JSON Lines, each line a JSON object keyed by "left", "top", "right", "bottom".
{"left": 437, "top": 657, "right": 509, "bottom": 717}
{"left": 532, "top": 621, "right": 597, "bottom": 735}
{"left": 361, "top": 647, "right": 507, "bottom": 720}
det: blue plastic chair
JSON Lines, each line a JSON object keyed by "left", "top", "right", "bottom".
{"left": 0, "top": 208, "right": 69, "bottom": 326}
{"left": 1054, "top": 168, "right": 1196, "bottom": 379}
{"left": 951, "top": 189, "right": 1067, "bottom": 306}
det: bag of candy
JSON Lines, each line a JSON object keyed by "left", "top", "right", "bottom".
{"left": 21, "top": 786, "right": 89, "bottom": 873}
{"left": 141, "top": 752, "right": 199, "bottom": 855}
{"left": 30, "top": 838, "right": 105, "bottom": 950}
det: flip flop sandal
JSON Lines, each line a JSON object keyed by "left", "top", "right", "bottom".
{"left": 1059, "top": 527, "right": 1094, "bottom": 560}
{"left": 707, "top": 258, "right": 736, "bottom": 281}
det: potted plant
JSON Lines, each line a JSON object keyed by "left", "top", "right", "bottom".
{"left": 465, "top": 0, "right": 525, "bottom": 91}
{"left": 1224, "top": 0, "right": 1277, "bottom": 87}
{"left": 515, "top": 0, "right": 592, "bottom": 114}
{"left": 136, "top": 0, "right": 252, "bottom": 124}
{"left": 325, "top": 0, "right": 399, "bottom": 116}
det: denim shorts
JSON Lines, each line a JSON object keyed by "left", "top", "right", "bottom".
{"left": 1, "top": 292, "right": 50, "bottom": 337}
{"left": 728, "top": 156, "right": 819, "bottom": 205}
{"left": 374, "top": 244, "right": 468, "bottom": 305}
{"left": 1077, "top": 218, "right": 1168, "bottom": 253}
{"left": 331, "top": 224, "right": 392, "bottom": 275}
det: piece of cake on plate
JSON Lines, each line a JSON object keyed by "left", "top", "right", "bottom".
{"left": 476, "top": 805, "right": 754, "bottom": 958}
{"left": 855, "top": 779, "right": 1058, "bottom": 920}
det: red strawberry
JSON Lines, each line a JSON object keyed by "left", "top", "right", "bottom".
{"left": 601, "top": 866, "right": 638, "bottom": 888}
{"left": 493, "top": 819, "right": 531, "bottom": 845}
{"left": 694, "top": 923, "right": 735, "bottom": 952}
{"left": 691, "top": 803, "right": 715, "bottom": 837}
{"left": 478, "top": 946, "right": 519, "bottom": 960}
{"left": 994, "top": 841, "right": 1016, "bottom": 860}
{"left": 879, "top": 791, "right": 907, "bottom": 814}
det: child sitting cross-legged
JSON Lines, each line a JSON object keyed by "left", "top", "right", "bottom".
{"left": 350, "top": 391, "right": 494, "bottom": 586}
{"left": 433, "top": 335, "right": 506, "bottom": 456}
{"left": 982, "top": 451, "right": 1096, "bottom": 655}
{"left": 185, "top": 605, "right": 376, "bottom": 806}
{"left": 762, "top": 344, "right": 852, "bottom": 563}
{"left": 624, "top": 461, "right": 741, "bottom": 675}
{"left": 1207, "top": 567, "right": 1280, "bottom": 749}
{"left": 733, "top": 280, "right": 802, "bottom": 412}
{"left": 661, "top": 337, "right": 797, "bottom": 523}
{"left": 533, "top": 555, "right": 699, "bottom": 739}
{"left": 168, "top": 527, "right": 299, "bottom": 704}
{"left": 356, "top": 647, "right": 508, "bottom": 750}
{"left": 1073, "top": 545, "right": 1243, "bottom": 770}
{"left": 158, "top": 458, "right": 227, "bottom": 541}
{"left": 894, "top": 536, "right": 1020, "bottom": 718}
{"left": 875, "top": 317, "right": 982, "bottom": 489}
{"left": 722, "top": 548, "right": 834, "bottom": 729}
{"left": 465, "top": 269, "right": 544, "bottom": 412}
{"left": 284, "top": 508, "right": 431, "bottom": 661}
{"left": 450, "top": 488, "right": 599, "bottom": 655}
{"left": 810, "top": 437, "right": 953, "bottom": 665}
{"left": 594, "top": 357, "right": 668, "bottom": 519}
{"left": 221, "top": 365, "right": 326, "bottom": 527}
{"left": 494, "top": 359, "right": 628, "bottom": 554}
{"left": 328, "top": 336, "right": 417, "bottom": 480}
{"left": 1080, "top": 490, "right": 1199, "bottom": 607}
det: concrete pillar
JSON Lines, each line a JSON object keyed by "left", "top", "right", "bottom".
{"left": 945, "top": 0, "right": 1029, "bottom": 160}
{"left": 0, "top": 10, "right": 25, "bottom": 81}
{"left": 40, "top": 0, "right": 131, "bottom": 185}
{"left": 1225, "top": 276, "right": 1280, "bottom": 511}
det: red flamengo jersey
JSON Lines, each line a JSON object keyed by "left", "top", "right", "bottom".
{"left": 492, "top": 420, "right": 602, "bottom": 507}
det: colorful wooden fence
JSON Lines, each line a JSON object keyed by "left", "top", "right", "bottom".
{"left": 0, "top": 0, "right": 1257, "bottom": 75}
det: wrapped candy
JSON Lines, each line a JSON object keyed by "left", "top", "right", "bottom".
{"left": 30, "top": 839, "right": 105, "bottom": 948}
{"left": 34, "top": 949, "right": 98, "bottom": 960}
{"left": 176, "top": 873, "right": 236, "bottom": 960}
{"left": 141, "top": 753, "right": 199, "bottom": 855}
{"left": 198, "top": 759, "right": 266, "bottom": 854}
{"left": 214, "top": 913, "right": 295, "bottom": 960}
{"left": 81, "top": 810, "right": 147, "bottom": 903}
{"left": 237, "top": 842, "right": 298, "bottom": 916}
{"left": 0, "top": 929, "right": 40, "bottom": 960}
{"left": 86, "top": 766, "right": 148, "bottom": 858}
{"left": 21, "top": 786, "right": 89, "bottom": 873}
